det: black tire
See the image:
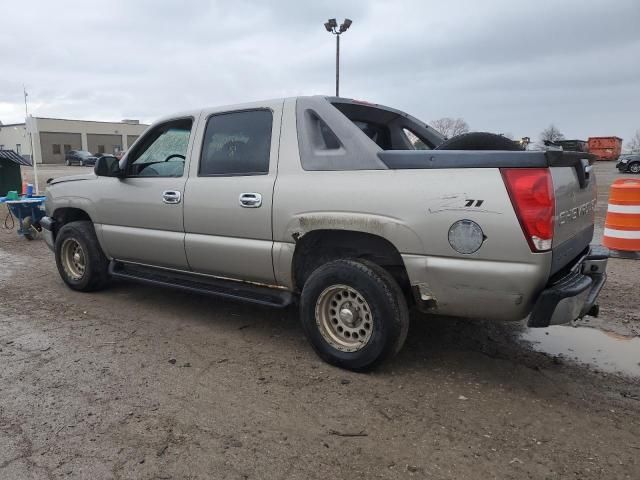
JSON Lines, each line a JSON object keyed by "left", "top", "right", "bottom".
{"left": 54, "top": 220, "right": 110, "bottom": 292}
{"left": 436, "top": 131, "right": 523, "bottom": 151}
{"left": 65, "top": 159, "right": 71, "bottom": 166}
{"left": 300, "top": 259, "right": 409, "bottom": 371}
{"left": 629, "top": 162, "right": 640, "bottom": 174}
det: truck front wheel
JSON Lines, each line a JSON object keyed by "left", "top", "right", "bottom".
{"left": 54, "top": 220, "right": 110, "bottom": 292}
{"left": 300, "top": 259, "right": 409, "bottom": 371}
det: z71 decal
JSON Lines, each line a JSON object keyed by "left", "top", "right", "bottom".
{"left": 428, "top": 194, "right": 497, "bottom": 214}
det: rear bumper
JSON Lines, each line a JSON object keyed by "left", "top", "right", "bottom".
{"left": 528, "top": 245, "right": 608, "bottom": 327}
{"left": 402, "top": 253, "right": 549, "bottom": 321}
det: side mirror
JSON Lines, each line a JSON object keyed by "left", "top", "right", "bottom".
{"left": 94, "top": 156, "right": 122, "bottom": 177}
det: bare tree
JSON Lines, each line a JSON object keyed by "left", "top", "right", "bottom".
{"left": 626, "top": 129, "right": 640, "bottom": 152}
{"left": 430, "top": 117, "right": 470, "bottom": 138}
{"left": 539, "top": 124, "right": 565, "bottom": 145}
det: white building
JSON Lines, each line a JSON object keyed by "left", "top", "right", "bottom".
{"left": 0, "top": 116, "right": 149, "bottom": 164}
{"left": 0, "top": 123, "right": 29, "bottom": 157}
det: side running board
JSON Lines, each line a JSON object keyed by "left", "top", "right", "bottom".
{"left": 109, "top": 261, "right": 294, "bottom": 308}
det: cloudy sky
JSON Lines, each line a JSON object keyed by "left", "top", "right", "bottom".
{"left": 1, "top": 0, "right": 639, "bottom": 143}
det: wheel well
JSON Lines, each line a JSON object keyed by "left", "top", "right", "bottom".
{"left": 292, "top": 230, "right": 412, "bottom": 300}
{"left": 52, "top": 208, "right": 92, "bottom": 235}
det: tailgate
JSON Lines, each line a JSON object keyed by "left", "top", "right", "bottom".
{"left": 548, "top": 151, "right": 597, "bottom": 274}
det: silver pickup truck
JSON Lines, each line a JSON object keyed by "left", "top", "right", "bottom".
{"left": 41, "top": 96, "right": 608, "bottom": 370}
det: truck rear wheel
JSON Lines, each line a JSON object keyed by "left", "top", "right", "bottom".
{"left": 55, "top": 220, "right": 109, "bottom": 292}
{"left": 300, "top": 259, "right": 409, "bottom": 371}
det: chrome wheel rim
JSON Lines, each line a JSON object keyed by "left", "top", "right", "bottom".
{"left": 61, "top": 238, "right": 86, "bottom": 281}
{"left": 315, "top": 284, "right": 373, "bottom": 352}
{"left": 631, "top": 163, "right": 640, "bottom": 173}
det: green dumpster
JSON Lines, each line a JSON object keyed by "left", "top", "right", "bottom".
{"left": 0, "top": 150, "right": 27, "bottom": 196}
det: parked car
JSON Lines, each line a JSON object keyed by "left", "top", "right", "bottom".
{"left": 65, "top": 150, "right": 98, "bottom": 166}
{"left": 41, "top": 96, "right": 608, "bottom": 370}
{"left": 93, "top": 153, "right": 117, "bottom": 166}
{"left": 617, "top": 154, "right": 640, "bottom": 173}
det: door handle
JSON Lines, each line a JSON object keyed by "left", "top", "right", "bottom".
{"left": 239, "top": 193, "right": 262, "bottom": 208}
{"left": 162, "top": 190, "right": 182, "bottom": 204}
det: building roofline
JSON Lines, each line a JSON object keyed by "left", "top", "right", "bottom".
{"left": 33, "top": 116, "right": 149, "bottom": 126}
{"left": 0, "top": 123, "right": 26, "bottom": 128}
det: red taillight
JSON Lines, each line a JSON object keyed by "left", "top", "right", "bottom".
{"left": 501, "top": 168, "right": 555, "bottom": 252}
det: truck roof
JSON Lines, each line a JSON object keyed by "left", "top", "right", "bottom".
{"left": 152, "top": 95, "right": 427, "bottom": 128}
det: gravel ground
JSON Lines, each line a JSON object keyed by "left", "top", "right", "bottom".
{"left": 1, "top": 161, "right": 638, "bottom": 479}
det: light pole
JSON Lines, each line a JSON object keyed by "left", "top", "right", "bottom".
{"left": 23, "top": 87, "right": 39, "bottom": 194}
{"left": 324, "top": 18, "right": 352, "bottom": 97}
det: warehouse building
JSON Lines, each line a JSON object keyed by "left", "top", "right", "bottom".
{"left": 0, "top": 116, "right": 149, "bottom": 164}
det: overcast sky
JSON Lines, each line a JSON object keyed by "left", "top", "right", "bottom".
{"left": 1, "top": 0, "right": 639, "bottom": 143}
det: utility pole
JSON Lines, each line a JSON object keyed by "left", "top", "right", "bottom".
{"left": 324, "top": 18, "right": 352, "bottom": 97}
{"left": 24, "top": 86, "right": 39, "bottom": 194}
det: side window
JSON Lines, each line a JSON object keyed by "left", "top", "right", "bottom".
{"left": 126, "top": 118, "right": 193, "bottom": 177}
{"left": 199, "top": 110, "right": 272, "bottom": 176}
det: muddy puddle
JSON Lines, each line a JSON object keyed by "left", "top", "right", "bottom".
{"left": 521, "top": 325, "right": 640, "bottom": 378}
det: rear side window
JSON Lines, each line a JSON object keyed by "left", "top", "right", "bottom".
{"left": 199, "top": 110, "right": 272, "bottom": 176}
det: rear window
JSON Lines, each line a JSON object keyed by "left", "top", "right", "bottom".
{"left": 353, "top": 121, "right": 391, "bottom": 150}
{"left": 331, "top": 101, "right": 438, "bottom": 151}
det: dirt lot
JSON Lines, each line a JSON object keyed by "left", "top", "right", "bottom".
{"left": 2, "top": 162, "right": 639, "bottom": 479}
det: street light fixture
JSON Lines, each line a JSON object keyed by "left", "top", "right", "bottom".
{"left": 324, "top": 18, "right": 352, "bottom": 97}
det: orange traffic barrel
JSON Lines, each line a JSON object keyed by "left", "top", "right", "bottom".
{"left": 603, "top": 179, "right": 640, "bottom": 252}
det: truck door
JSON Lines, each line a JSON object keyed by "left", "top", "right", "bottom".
{"left": 183, "top": 100, "right": 283, "bottom": 284}
{"left": 96, "top": 116, "right": 198, "bottom": 269}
